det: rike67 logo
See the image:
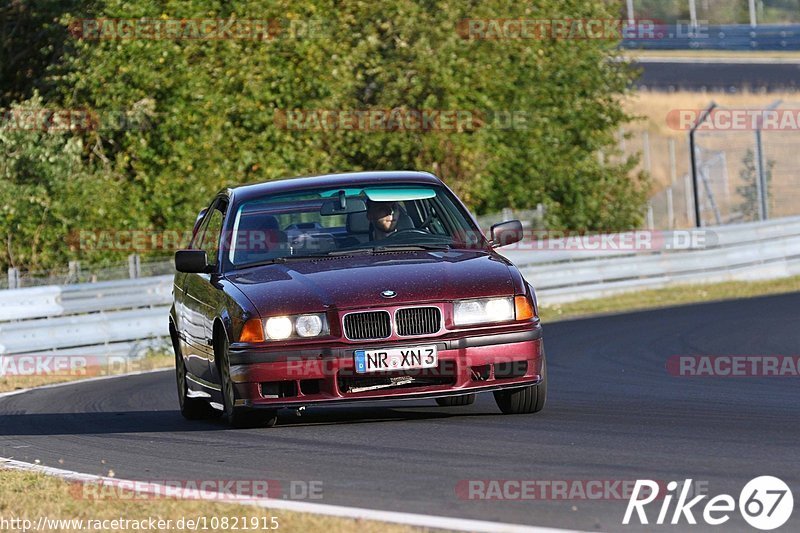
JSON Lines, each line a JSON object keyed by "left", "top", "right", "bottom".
{"left": 624, "top": 477, "right": 793, "bottom": 530}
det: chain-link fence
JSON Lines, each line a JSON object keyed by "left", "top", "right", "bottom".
{"left": 623, "top": 100, "right": 800, "bottom": 229}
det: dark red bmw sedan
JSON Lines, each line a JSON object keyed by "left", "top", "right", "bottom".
{"left": 170, "top": 171, "right": 545, "bottom": 427}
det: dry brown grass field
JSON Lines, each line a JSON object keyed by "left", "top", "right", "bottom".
{"left": 622, "top": 90, "right": 800, "bottom": 225}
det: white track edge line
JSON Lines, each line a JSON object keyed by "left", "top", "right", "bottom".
{"left": 0, "top": 370, "right": 585, "bottom": 532}
{"left": 0, "top": 367, "right": 171, "bottom": 400}
{"left": 0, "top": 457, "right": 585, "bottom": 533}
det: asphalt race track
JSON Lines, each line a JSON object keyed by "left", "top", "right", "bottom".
{"left": 2, "top": 292, "right": 799, "bottom": 532}
{"left": 635, "top": 58, "right": 800, "bottom": 92}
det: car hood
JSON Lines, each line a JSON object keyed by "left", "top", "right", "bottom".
{"left": 226, "top": 250, "right": 516, "bottom": 314}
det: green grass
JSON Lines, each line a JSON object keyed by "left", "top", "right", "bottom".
{"left": 540, "top": 275, "right": 800, "bottom": 322}
{"left": 0, "top": 470, "right": 423, "bottom": 533}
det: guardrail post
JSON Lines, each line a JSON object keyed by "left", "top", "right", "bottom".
{"left": 7, "top": 268, "right": 19, "bottom": 289}
{"left": 128, "top": 254, "right": 141, "bottom": 279}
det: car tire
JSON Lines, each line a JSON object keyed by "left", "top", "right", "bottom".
{"left": 173, "top": 329, "right": 216, "bottom": 420}
{"left": 493, "top": 354, "right": 547, "bottom": 415}
{"left": 218, "top": 335, "right": 279, "bottom": 429}
{"left": 435, "top": 394, "right": 476, "bottom": 407}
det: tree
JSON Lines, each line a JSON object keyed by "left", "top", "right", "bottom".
{"left": 1, "top": 0, "right": 649, "bottom": 271}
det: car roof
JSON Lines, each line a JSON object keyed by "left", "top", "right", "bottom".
{"left": 226, "top": 171, "right": 444, "bottom": 203}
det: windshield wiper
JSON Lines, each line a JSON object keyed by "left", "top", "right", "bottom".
{"left": 326, "top": 244, "right": 450, "bottom": 257}
{"left": 326, "top": 248, "right": 375, "bottom": 257}
{"left": 235, "top": 255, "right": 327, "bottom": 269}
{"left": 373, "top": 244, "right": 451, "bottom": 252}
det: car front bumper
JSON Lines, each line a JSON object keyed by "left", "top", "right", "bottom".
{"left": 227, "top": 327, "right": 544, "bottom": 409}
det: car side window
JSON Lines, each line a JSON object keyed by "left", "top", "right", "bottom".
{"left": 198, "top": 202, "right": 226, "bottom": 267}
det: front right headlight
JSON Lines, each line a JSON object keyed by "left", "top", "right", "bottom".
{"left": 453, "top": 297, "right": 515, "bottom": 326}
{"left": 265, "top": 316, "right": 294, "bottom": 340}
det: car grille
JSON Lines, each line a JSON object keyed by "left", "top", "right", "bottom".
{"left": 343, "top": 311, "right": 391, "bottom": 340}
{"left": 396, "top": 307, "right": 441, "bottom": 336}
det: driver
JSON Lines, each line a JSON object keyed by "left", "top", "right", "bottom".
{"left": 366, "top": 200, "right": 401, "bottom": 240}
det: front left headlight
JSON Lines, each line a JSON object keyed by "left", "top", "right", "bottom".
{"left": 453, "top": 296, "right": 515, "bottom": 326}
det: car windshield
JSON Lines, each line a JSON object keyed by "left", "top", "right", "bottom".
{"left": 227, "top": 184, "right": 485, "bottom": 267}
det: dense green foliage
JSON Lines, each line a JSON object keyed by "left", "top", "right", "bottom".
{"left": 1, "top": 0, "right": 647, "bottom": 272}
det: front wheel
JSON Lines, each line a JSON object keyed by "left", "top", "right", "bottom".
{"left": 218, "top": 335, "right": 278, "bottom": 429}
{"left": 493, "top": 354, "right": 547, "bottom": 415}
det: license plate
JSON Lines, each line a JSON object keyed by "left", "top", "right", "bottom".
{"left": 354, "top": 345, "right": 438, "bottom": 374}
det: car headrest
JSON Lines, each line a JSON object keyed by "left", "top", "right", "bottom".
{"left": 395, "top": 211, "right": 414, "bottom": 231}
{"left": 347, "top": 211, "right": 371, "bottom": 234}
{"left": 238, "top": 214, "right": 280, "bottom": 232}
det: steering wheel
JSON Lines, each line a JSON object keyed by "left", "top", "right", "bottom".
{"left": 391, "top": 228, "right": 430, "bottom": 236}
{"left": 417, "top": 213, "right": 435, "bottom": 230}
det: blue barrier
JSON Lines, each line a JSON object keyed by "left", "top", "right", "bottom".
{"left": 622, "top": 24, "right": 800, "bottom": 51}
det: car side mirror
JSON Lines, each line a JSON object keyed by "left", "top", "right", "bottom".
{"left": 490, "top": 220, "right": 524, "bottom": 248}
{"left": 175, "top": 249, "right": 210, "bottom": 273}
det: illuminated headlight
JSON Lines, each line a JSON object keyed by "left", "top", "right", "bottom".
{"left": 265, "top": 316, "right": 293, "bottom": 340}
{"left": 263, "top": 313, "right": 328, "bottom": 340}
{"left": 453, "top": 297, "right": 515, "bottom": 326}
{"left": 295, "top": 314, "right": 324, "bottom": 337}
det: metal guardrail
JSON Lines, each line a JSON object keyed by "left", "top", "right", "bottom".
{"left": 1, "top": 216, "right": 799, "bottom": 355}
{"left": 622, "top": 24, "right": 800, "bottom": 51}
{"left": 504, "top": 216, "right": 800, "bottom": 304}
{"left": 0, "top": 276, "right": 172, "bottom": 355}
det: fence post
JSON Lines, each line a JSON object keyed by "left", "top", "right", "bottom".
{"left": 690, "top": 102, "right": 717, "bottom": 227}
{"left": 68, "top": 261, "right": 80, "bottom": 283}
{"left": 8, "top": 268, "right": 19, "bottom": 289}
{"left": 642, "top": 131, "right": 651, "bottom": 175}
{"left": 668, "top": 138, "right": 677, "bottom": 185}
{"left": 128, "top": 254, "right": 141, "bottom": 279}
{"left": 684, "top": 173, "right": 694, "bottom": 227}
{"left": 753, "top": 100, "right": 781, "bottom": 221}
{"left": 748, "top": 0, "right": 758, "bottom": 28}
{"left": 666, "top": 187, "right": 675, "bottom": 229}
{"left": 754, "top": 129, "right": 768, "bottom": 221}
{"left": 626, "top": 0, "right": 635, "bottom": 25}
{"left": 646, "top": 203, "right": 654, "bottom": 230}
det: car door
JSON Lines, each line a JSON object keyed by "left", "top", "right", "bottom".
{"left": 181, "top": 197, "right": 228, "bottom": 384}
